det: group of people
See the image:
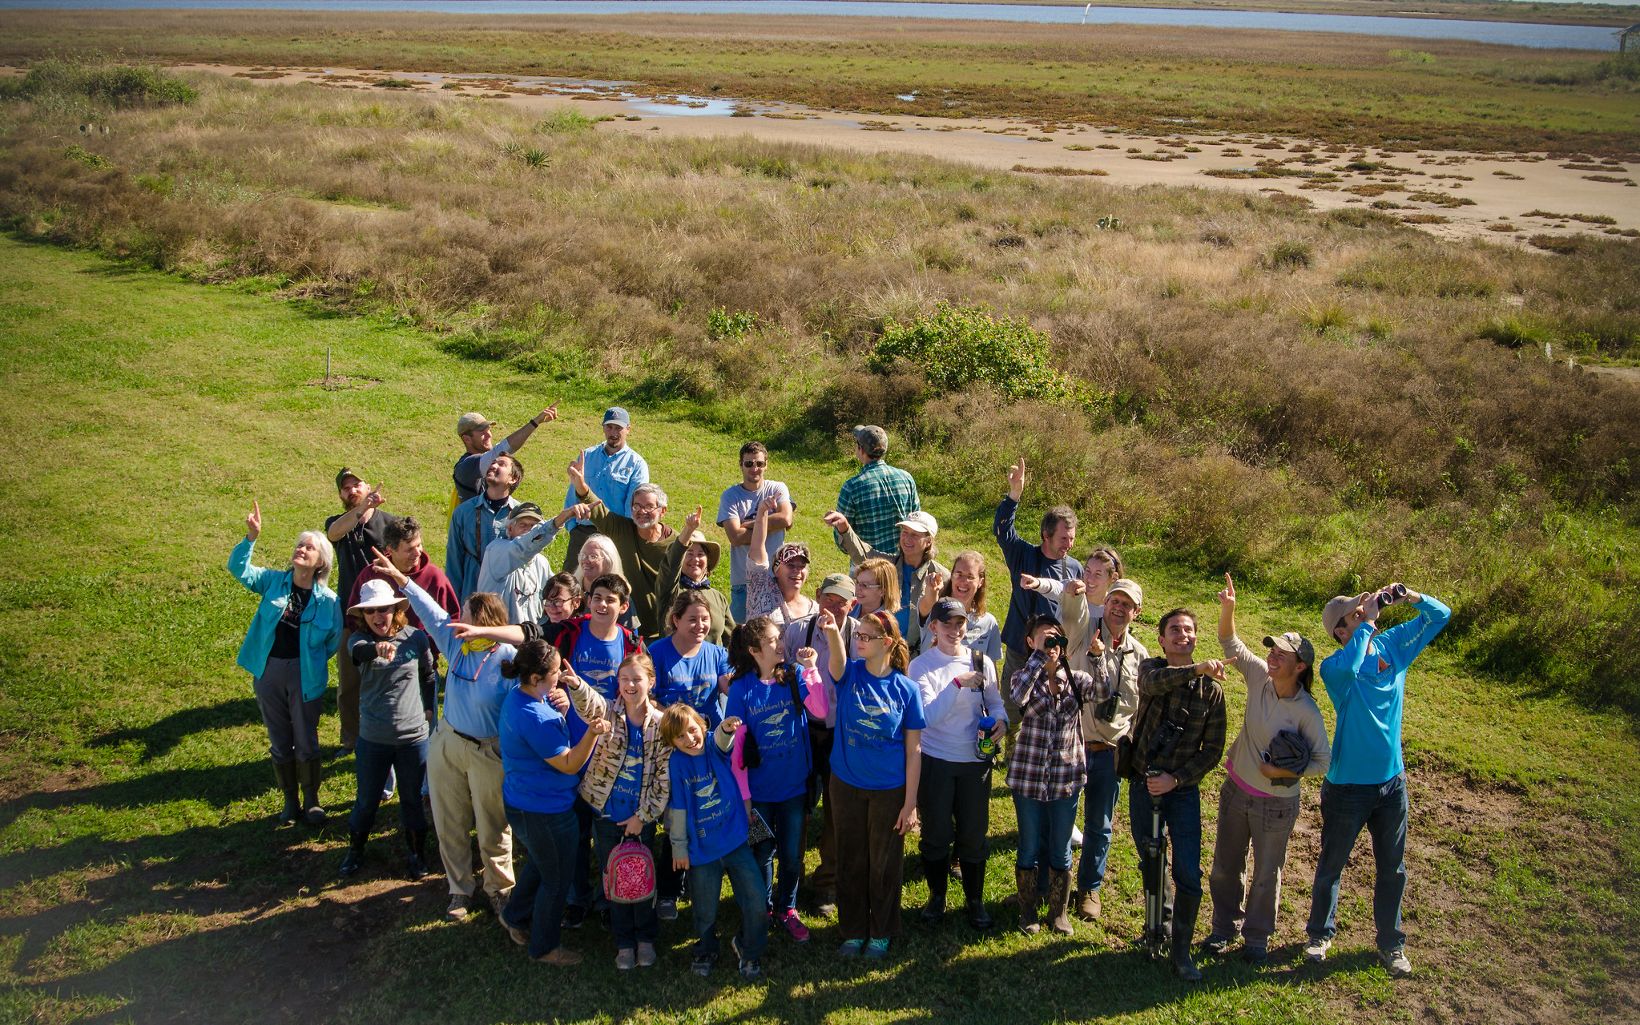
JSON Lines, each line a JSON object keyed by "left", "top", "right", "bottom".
{"left": 228, "top": 408, "right": 1449, "bottom": 982}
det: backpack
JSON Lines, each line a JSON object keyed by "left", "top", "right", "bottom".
{"left": 603, "top": 837, "right": 656, "bottom": 905}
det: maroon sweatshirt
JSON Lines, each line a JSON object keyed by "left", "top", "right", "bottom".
{"left": 347, "top": 550, "right": 462, "bottom": 639}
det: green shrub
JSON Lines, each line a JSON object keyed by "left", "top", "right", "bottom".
{"left": 536, "top": 108, "right": 597, "bottom": 133}
{"left": 1476, "top": 316, "right": 1552, "bottom": 349}
{"left": 706, "top": 306, "right": 758, "bottom": 342}
{"left": 1264, "top": 240, "right": 1313, "bottom": 270}
{"left": 868, "top": 302, "right": 1069, "bottom": 401}
{"left": 1, "top": 58, "right": 197, "bottom": 108}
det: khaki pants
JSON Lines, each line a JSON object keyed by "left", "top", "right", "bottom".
{"left": 1208, "top": 776, "right": 1300, "bottom": 946}
{"left": 428, "top": 723, "right": 513, "bottom": 899}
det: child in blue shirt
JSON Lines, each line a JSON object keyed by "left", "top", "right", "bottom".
{"left": 662, "top": 704, "right": 768, "bottom": 981}
{"left": 725, "top": 615, "right": 829, "bottom": 943}
{"left": 650, "top": 591, "right": 733, "bottom": 723}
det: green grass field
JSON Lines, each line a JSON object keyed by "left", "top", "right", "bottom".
{"left": 0, "top": 235, "right": 1635, "bottom": 1024}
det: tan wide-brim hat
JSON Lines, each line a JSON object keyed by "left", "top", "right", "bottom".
{"left": 680, "top": 530, "right": 721, "bottom": 573}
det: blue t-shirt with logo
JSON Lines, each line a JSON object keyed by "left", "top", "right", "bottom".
{"left": 499, "top": 686, "right": 579, "bottom": 813}
{"left": 667, "top": 741, "right": 748, "bottom": 865}
{"left": 831, "top": 659, "right": 926, "bottom": 792}
{"left": 603, "top": 718, "right": 646, "bottom": 822}
{"left": 649, "top": 637, "right": 732, "bottom": 724}
{"left": 572, "top": 619, "right": 625, "bottom": 702}
{"left": 725, "top": 670, "right": 812, "bottom": 803}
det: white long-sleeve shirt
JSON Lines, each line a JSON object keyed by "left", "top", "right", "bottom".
{"left": 909, "top": 646, "right": 1008, "bottom": 764}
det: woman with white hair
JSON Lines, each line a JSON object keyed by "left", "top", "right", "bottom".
{"left": 229, "top": 500, "right": 342, "bottom": 827}
{"left": 570, "top": 533, "right": 639, "bottom": 632}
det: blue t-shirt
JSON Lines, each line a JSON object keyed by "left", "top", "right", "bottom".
{"left": 667, "top": 742, "right": 748, "bottom": 865}
{"left": 499, "top": 686, "right": 579, "bottom": 814}
{"left": 725, "top": 670, "right": 812, "bottom": 803}
{"left": 832, "top": 659, "right": 927, "bottom": 792}
{"left": 650, "top": 637, "right": 732, "bottom": 724}
{"left": 571, "top": 619, "right": 625, "bottom": 702}
{"left": 603, "top": 718, "right": 646, "bottom": 822}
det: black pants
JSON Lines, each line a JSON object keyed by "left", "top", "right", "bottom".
{"left": 917, "top": 753, "right": 992, "bottom": 864}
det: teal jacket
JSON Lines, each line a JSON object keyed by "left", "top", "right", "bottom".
{"left": 229, "top": 537, "right": 341, "bottom": 701}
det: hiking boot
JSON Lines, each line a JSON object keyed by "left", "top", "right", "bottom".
{"left": 272, "top": 761, "right": 300, "bottom": 826}
{"left": 1304, "top": 936, "right": 1332, "bottom": 963}
{"left": 1015, "top": 867, "right": 1041, "bottom": 935}
{"left": 960, "top": 860, "right": 992, "bottom": 931}
{"left": 1170, "top": 892, "right": 1204, "bottom": 983}
{"left": 776, "top": 910, "right": 811, "bottom": 943}
{"left": 1075, "top": 888, "right": 1102, "bottom": 920}
{"left": 615, "top": 947, "right": 636, "bottom": 971}
{"left": 445, "top": 895, "right": 471, "bottom": 922}
{"left": 297, "top": 759, "right": 326, "bottom": 827}
{"left": 1046, "top": 869, "right": 1074, "bottom": 935}
{"left": 636, "top": 941, "right": 657, "bottom": 968}
{"left": 1199, "top": 933, "right": 1233, "bottom": 956}
{"left": 920, "top": 856, "right": 949, "bottom": 925}
{"left": 1379, "top": 946, "right": 1413, "bottom": 978}
{"left": 338, "top": 831, "right": 367, "bottom": 879}
{"left": 535, "top": 948, "right": 582, "bottom": 967}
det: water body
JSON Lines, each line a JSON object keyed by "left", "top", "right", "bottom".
{"left": 1, "top": 0, "right": 1626, "bottom": 51}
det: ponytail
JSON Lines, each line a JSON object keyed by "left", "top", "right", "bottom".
{"left": 501, "top": 639, "right": 560, "bottom": 683}
{"left": 870, "top": 610, "right": 912, "bottom": 674}
{"left": 728, "top": 615, "right": 778, "bottom": 679}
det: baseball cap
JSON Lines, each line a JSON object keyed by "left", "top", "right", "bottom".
{"left": 775, "top": 542, "right": 811, "bottom": 566}
{"left": 929, "top": 598, "right": 968, "bottom": 624}
{"left": 852, "top": 424, "right": 888, "bottom": 456}
{"left": 603, "top": 407, "right": 632, "bottom": 427}
{"left": 335, "top": 467, "right": 363, "bottom": 490}
{"left": 1263, "top": 631, "right": 1316, "bottom": 667}
{"left": 896, "top": 511, "right": 939, "bottom": 537}
{"left": 1106, "top": 578, "right": 1144, "bottom": 607}
{"left": 818, "top": 573, "right": 855, "bottom": 599}
{"left": 507, "top": 502, "right": 546, "bottom": 525}
{"left": 456, "top": 412, "right": 493, "bottom": 436}
{"left": 1322, "top": 594, "right": 1370, "bottom": 640}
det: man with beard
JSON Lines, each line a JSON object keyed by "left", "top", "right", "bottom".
{"left": 567, "top": 453, "right": 675, "bottom": 643}
{"left": 447, "top": 453, "right": 523, "bottom": 604}
{"left": 326, "top": 468, "right": 399, "bottom": 757}
{"left": 560, "top": 407, "right": 650, "bottom": 570}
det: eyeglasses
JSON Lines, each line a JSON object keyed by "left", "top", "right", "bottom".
{"left": 545, "top": 595, "right": 577, "bottom": 608}
{"left": 855, "top": 631, "right": 883, "bottom": 643}
{"left": 742, "top": 460, "right": 767, "bottom": 468}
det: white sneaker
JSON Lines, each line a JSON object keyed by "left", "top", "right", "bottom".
{"left": 1304, "top": 936, "right": 1331, "bottom": 962}
{"left": 1070, "top": 826, "right": 1083, "bottom": 849}
{"left": 1379, "top": 946, "right": 1413, "bottom": 978}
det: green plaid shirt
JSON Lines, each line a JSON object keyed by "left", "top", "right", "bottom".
{"left": 1129, "top": 659, "right": 1227, "bottom": 790}
{"left": 834, "top": 459, "right": 920, "bottom": 557}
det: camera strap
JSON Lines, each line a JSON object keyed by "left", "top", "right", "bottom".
{"left": 970, "top": 648, "right": 990, "bottom": 718}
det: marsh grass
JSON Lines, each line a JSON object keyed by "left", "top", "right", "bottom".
{"left": 0, "top": 70, "right": 1637, "bottom": 713}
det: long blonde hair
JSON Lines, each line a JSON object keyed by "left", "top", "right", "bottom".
{"left": 856, "top": 556, "right": 901, "bottom": 614}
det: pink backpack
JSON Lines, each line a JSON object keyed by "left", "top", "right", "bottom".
{"left": 604, "top": 838, "right": 656, "bottom": 905}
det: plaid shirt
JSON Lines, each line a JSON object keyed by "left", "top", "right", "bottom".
{"left": 1006, "top": 651, "right": 1114, "bottom": 801}
{"left": 1128, "top": 658, "right": 1227, "bottom": 790}
{"left": 835, "top": 459, "right": 920, "bottom": 557}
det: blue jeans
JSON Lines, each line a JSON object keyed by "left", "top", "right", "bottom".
{"left": 753, "top": 794, "right": 807, "bottom": 915}
{"left": 567, "top": 796, "right": 599, "bottom": 911}
{"left": 1076, "top": 745, "right": 1122, "bottom": 892}
{"left": 502, "top": 804, "right": 579, "bottom": 958}
{"left": 1128, "top": 783, "right": 1203, "bottom": 903}
{"left": 592, "top": 818, "right": 659, "bottom": 948}
{"left": 730, "top": 584, "right": 747, "bottom": 625}
{"left": 1306, "top": 774, "right": 1408, "bottom": 951}
{"left": 349, "top": 736, "right": 428, "bottom": 837}
{"left": 687, "top": 842, "right": 769, "bottom": 960}
{"left": 1014, "top": 789, "right": 1081, "bottom": 872}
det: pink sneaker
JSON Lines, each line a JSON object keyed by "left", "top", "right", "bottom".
{"left": 776, "top": 910, "right": 811, "bottom": 943}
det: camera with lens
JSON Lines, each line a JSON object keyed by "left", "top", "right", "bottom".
{"left": 1094, "top": 693, "right": 1119, "bottom": 723}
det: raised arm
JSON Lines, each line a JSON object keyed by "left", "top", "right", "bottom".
{"left": 562, "top": 668, "right": 611, "bottom": 722}
{"left": 500, "top": 403, "right": 557, "bottom": 457}
{"left": 228, "top": 503, "right": 276, "bottom": 594}
{"left": 547, "top": 716, "right": 608, "bottom": 774}
{"left": 796, "top": 655, "right": 830, "bottom": 720}
{"left": 824, "top": 510, "right": 871, "bottom": 563}
{"left": 326, "top": 487, "right": 384, "bottom": 542}
{"left": 819, "top": 610, "right": 847, "bottom": 682}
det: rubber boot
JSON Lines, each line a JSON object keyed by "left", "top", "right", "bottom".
{"left": 1046, "top": 868, "right": 1074, "bottom": 936}
{"left": 339, "top": 831, "right": 367, "bottom": 878}
{"left": 919, "top": 857, "right": 949, "bottom": 924}
{"left": 298, "top": 759, "right": 326, "bottom": 827}
{"left": 960, "top": 861, "right": 993, "bottom": 931}
{"left": 1171, "top": 891, "right": 1204, "bottom": 982}
{"left": 1015, "top": 867, "right": 1041, "bottom": 935}
{"left": 272, "top": 760, "right": 300, "bottom": 826}
{"left": 405, "top": 829, "right": 431, "bottom": 879}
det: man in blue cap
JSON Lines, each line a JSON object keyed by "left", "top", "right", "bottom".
{"left": 562, "top": 406, "right": 651, "bottom": 569}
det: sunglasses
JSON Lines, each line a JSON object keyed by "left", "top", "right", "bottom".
{"left": 742, "top": 460, "right": 767, "bottom": 469}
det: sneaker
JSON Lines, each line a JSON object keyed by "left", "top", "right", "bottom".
{"left": 503, "top": 921, "right": 528, "bottom": 946}
{"left": 776, "top": 910, "right": 811, "bottom": 943}
{"left": 1243, "top": 944, "right": 1269, "bottom": 965}
{"left": 1199, "top": 933, "right": 1233, "bottom": 956}
{"left": 615, "top": 948, "right": 636, "bottom": 971}
{"left": 837, "top": 938, "right": 864, "bottom": 958}
{"left": 1069, "top": 825, "right": 1084, "bottom": 849}
{"left": 690, "top": 951, "right": 715, "bottom": 977}
{"left": 561, "top": 904, "right": 588, "bottom": 929}
{"left": 534, "top": 948, "right": 583, "bottom": 966}
{"left": 816, "top": 898, "right": 838, "bottom": 918}
{"left": 863, "top": 937, "right": 891, "bottom": 960}
{"left": 487, "top": 890, "right": 509, "bottom": 918}
{"left": 636, "top": 941, "right": 657, "bottom": 968}
{"left": 445, "top": 895, "right": 470, "bottom": 922}
{"left": 733, "top": 939, "right": 764, "bottom": 981}
{"left": 1379, "top": 946, "right": 1413, "bottom": 978}
{"left": 1304, "top": 936, "right": 1332, "bottom": 963}
{"left": 657, "top": 897, "right": 678, "bottom": 921}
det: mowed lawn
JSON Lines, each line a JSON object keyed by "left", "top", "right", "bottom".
{"left": 0, "top": 235, "right": 1634, "bottom": 1025}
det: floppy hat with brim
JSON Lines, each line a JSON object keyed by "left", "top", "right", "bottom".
{"left": 775, "top": 542, "right": 811, "bottom": 566}
{"left": 680, "top": 530, "right": 722, "bottom": 573}
{"left": 896, "top": 511, "right": 938, "bottom": 537}
{"left": 350, "top": 578, "right": 407, "bottom": 614}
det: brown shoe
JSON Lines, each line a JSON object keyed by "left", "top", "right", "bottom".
{"left": 1046, "top": 869, "right": 1074, "bottom": 935}
{"left": 1075, "top": 888, "right": 1102, "bottom": 920}
{"left": 535, "top": 948, "right": 583, "bottom": 966}
{"left": 1014, "top": 867, "right": 1041, "bottom": 936}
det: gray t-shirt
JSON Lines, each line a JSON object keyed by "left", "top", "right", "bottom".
{"left": 349, "top": 627, "right": 436, "bottom": 745}
{"left": 717, "top": 480, "right": 794, "bottom": 586}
